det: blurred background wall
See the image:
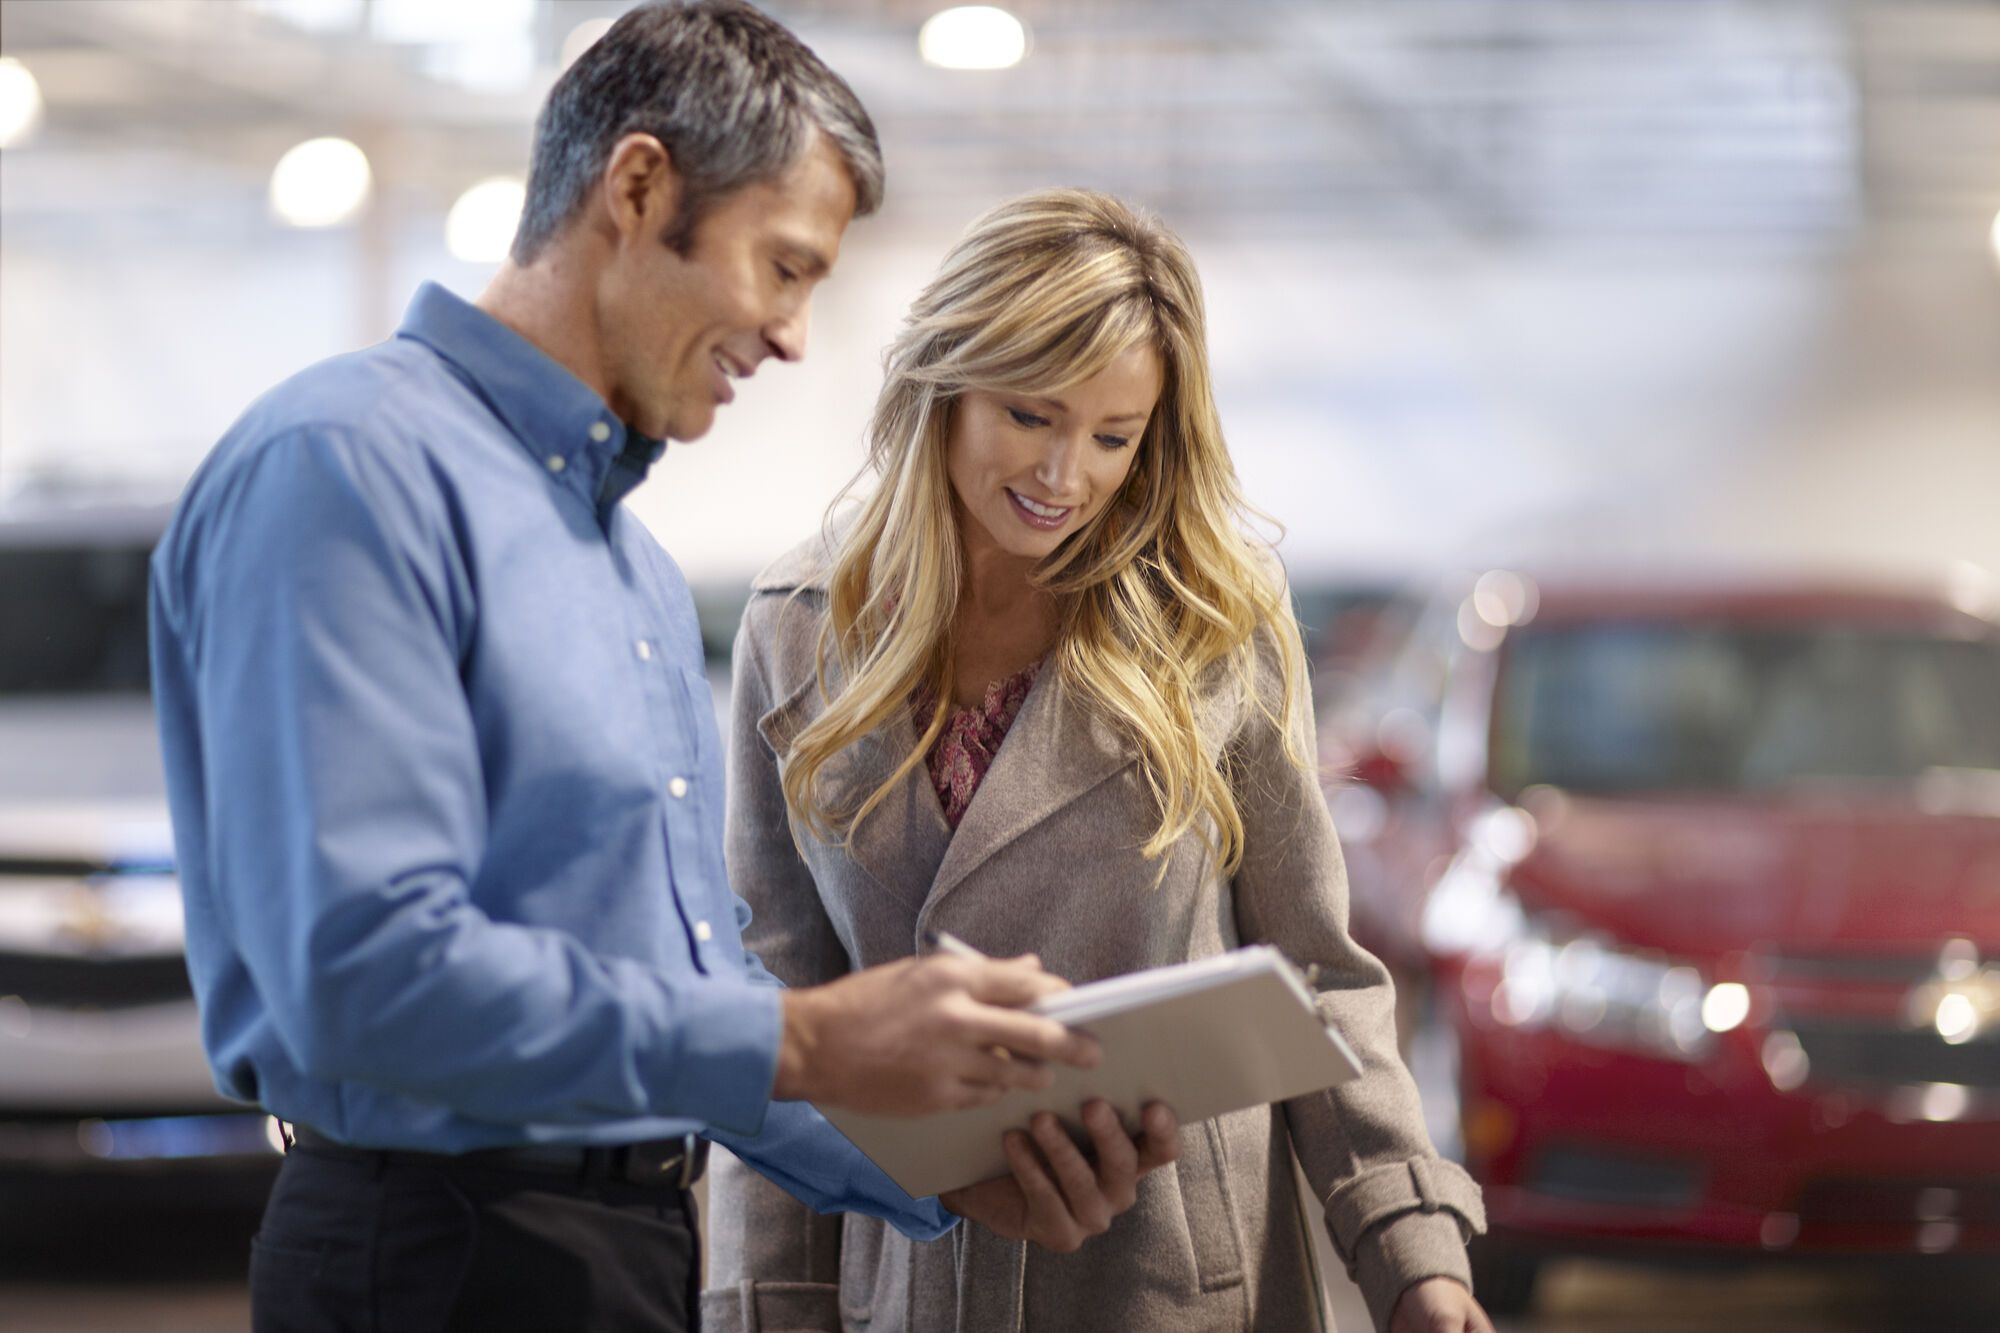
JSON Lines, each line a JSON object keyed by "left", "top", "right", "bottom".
{"left": 3, "top": 0, "right": 1996, "bottom": 592}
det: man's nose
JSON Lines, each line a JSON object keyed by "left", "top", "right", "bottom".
{"left": 764, "top": 300, "right": 811, "bottom": 363}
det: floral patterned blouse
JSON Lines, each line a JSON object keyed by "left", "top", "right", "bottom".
{"left": 912, "top": 660, "right": 1043, "bottom": 828}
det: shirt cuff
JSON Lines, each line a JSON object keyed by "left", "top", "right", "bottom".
{"left": 643, "top": 977, "right": 781, "bottom": 1136}
{"left": 891, "top": 1194, "right": 956, "bottom": 1244}
{"left": 839, "top": 1140, "right": 957, "bottom": 1242}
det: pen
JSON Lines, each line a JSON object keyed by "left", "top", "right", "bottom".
{"left": 925, "top": 931, "right": 1068, "bottom": 1056}
{"left": 924, "top": 929, "right": 986, "bottom": 961}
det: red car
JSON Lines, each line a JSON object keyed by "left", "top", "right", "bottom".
{"left": 1323, "top": 572, "right": 2000, "bottom": 1313}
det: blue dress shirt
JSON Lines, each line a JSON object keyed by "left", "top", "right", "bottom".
{"left": 150, "top": 282, "right": 951, "bottom": 1240}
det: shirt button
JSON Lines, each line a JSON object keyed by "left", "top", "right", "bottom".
{"left": 635, "top": 640, "right": 652, "bottom": 661}
{"left": 694, "top": 920, "right": 713, "bottom": 943}
{"left": 545, "top": 454, "right": 566, "bottom": 473}
{"left": 668, "top": 776, "right": 689, "bottom": 799}
{"left": 589, "top": 421, "right": 612, "bottom": 443}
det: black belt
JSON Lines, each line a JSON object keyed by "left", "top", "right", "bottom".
{"left": 286, "top": 1124, "right": 706, "bottom": 1190}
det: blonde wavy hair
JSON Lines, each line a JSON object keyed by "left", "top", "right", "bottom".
{"left": 782, "top": 188, "right": 1307, "bottom": 876}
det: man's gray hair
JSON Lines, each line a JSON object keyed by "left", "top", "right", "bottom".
{"left": 512, "top": 0, "right": 883, "bottom": 262}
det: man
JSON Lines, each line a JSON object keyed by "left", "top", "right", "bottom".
{"left": 149, "top": 5, "right": 1178, "bottom": 1329}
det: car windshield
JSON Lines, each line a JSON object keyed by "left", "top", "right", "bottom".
{"left": 0, "top": 544, "right": 155, "bottom": 696}
{"left": 1490, "top": 620, "right": 2000, "bottom": 797}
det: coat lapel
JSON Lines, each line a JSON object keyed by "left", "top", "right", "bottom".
{"left": 757, "top": 666, "right": 951, "bottom": 918}
{"left": 918, "top": 656, "right": 1250, "bottom": 926}
{"left": 919, "top": 665, "right": 1135, "bottom": 922}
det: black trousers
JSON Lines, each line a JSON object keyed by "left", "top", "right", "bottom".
{"left": 250, "top": 1142, "right": 699, "bottom": 1333}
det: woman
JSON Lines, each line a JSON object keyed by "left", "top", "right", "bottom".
{"left": 703, "top": 190, "right": 1488, "bottom": 1333}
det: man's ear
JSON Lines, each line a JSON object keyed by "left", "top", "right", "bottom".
{"left": 598, "top": 132, "right": 681, "bottom": 246}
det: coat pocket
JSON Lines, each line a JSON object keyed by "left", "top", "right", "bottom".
{"left": 1175, "top": 1118, "right": 1248, "bottom": 1292}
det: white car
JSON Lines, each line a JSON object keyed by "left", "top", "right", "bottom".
{"left": 0, "top": 492, "right": 279, "bottom": 1194}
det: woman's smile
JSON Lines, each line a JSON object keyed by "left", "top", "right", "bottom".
{"left": 1006, "top": 488, "right": 1073, "bottom": 529}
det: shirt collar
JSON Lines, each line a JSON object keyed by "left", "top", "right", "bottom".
{"left": 395, "top": 282, "right": 666, "bottom": 510}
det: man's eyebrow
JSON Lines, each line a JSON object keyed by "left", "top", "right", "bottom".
{"left": 776, "top": 241, "right": 831, "bottom": 278}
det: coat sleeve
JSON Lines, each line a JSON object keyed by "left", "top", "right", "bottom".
{"left": 1225, "top": 619, "right": 1487, "bottom": 1333}
{"left": 701, "top": 589, "right": 858, "bottom": 1333}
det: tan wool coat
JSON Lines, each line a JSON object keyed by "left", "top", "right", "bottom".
{"left": 702, "top": 533, "right": 1485, "bottom": 1333}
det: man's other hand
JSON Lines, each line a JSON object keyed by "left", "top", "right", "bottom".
{"left": 772, "top": 953, "right": 1100, "bottom": 1115}
{"left": 1390, "top": 1277, "right": 1495, "bottom": 1333}
{"left": 939, "top": 1101, "right": 1179, "bottom": 1252}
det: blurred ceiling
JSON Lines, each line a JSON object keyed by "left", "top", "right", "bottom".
{"left": 0, "top": 0, "right": 1995, "bottom": 252}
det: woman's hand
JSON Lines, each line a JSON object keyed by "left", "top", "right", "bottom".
{"left": 940, "top": 1100, "right": 1179, "bottom": 1252}
{"left": 1390, "top": 1277, "right": 1495, "bottom": 1333}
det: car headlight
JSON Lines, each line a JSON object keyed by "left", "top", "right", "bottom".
{"left": 1422, "top": 830, "right": 1726, "bottom": 1063}
{"left": 1487, "top": 922, "right": 1713, "bottom": 1062}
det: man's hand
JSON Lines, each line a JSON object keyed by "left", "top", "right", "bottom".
{"left": 939, "top": 1101, "right": 1179, "bottom": 1252}
{"left": 772, "top": 953, "right": 1101, "bottom": 1115}
{"left": 1390, "top": 1277, "right": 1494, "bottom": 1333}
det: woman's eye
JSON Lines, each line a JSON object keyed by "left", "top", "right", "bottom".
{"left": 1095, "top": 434, "right": 1131, "bottom": 449}
{"left": 1006, "top": 407, "right": 1048, "bottom": 429}
{"left": 774, "top": 263, "right": 799, "bottom": 284}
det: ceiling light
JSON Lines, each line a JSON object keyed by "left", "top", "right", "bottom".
{"left": 1472, "top": 569, "right": 1538, "bottom": 628}
{"left": 1455, "top": 597, "right": 1505, "bottom": 652}
{"left": 0, "top": 56, "right": 45, "bottom": 149}
{"left": 447, "top": 176, "right": 527, "bottom": 264}
{"left": 919, "top": 6, "right": 1029, "bottom": 71}
{"left": 270, "top": 137, "right": 372, "bottom": 228}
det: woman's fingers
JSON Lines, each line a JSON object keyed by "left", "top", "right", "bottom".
{"left": 1001, "top": 1130, "right": 1081, "bottom": 1252}
{"left": 1134, "top": 1101, "right": 1182, "bottom": 1171}
{"left": 988, "top": 1104, "right": 1184, "bottom": 1252}
{"left": 1030, "top": 1112, "right": 1113, "bottom": 1234}
{"left": 1080, "top": 1100, "right": 1141, "bottom": 1211}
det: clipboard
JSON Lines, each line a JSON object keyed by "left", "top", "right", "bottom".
{"left": 816, "top": 945, "right": 1364, "bottom": 1198}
